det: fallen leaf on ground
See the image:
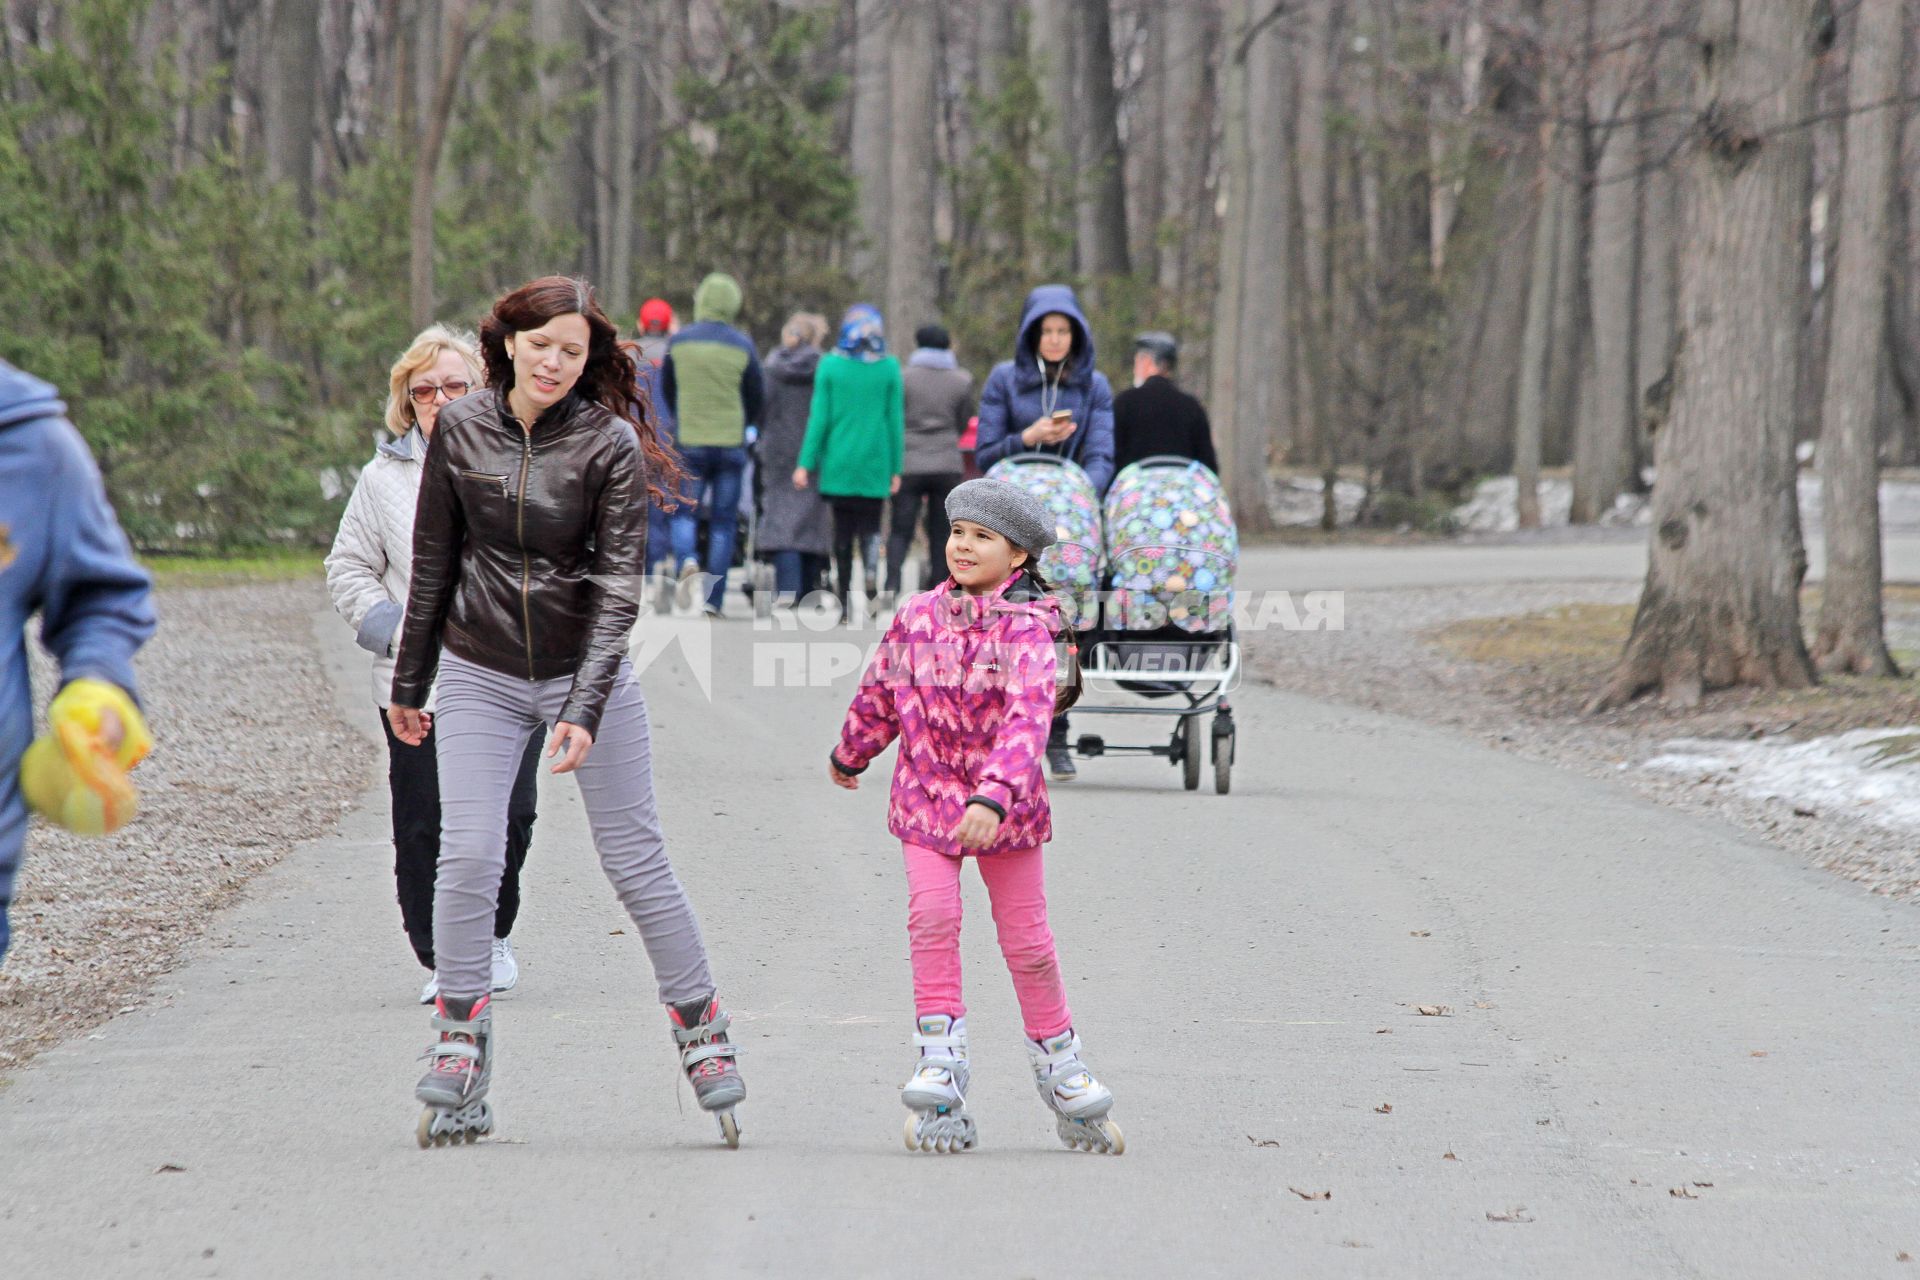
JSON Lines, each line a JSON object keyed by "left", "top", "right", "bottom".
{"left": 1443, "top": 1151, "right": 1459, "bottom": 1161}
{"left": 1409, "top": 930, "right": 1430, "bottom": 937}
{"left": 1340, "top": 1240, "right": 1372, "bottom": 1249}
{"left": 1793, "top": 806, "right": 1817, "bottom": 818}
{"left": 1669, "top": 1187, "right": 1698, "bottom": 1199}
{"left": 1896, "top": 1251, "right": 1911, "bottom": 1263}
{"left": 1374, "top": 1103, "right": 1393, "bottom": 1114}
{"left": 154, "top": 1163, "right": 186, "bottom": 1174}
{"left": 1246, "top": 1135, "right": 1282, "bottom": 1148}
{"left": 609, "top": 929, "right": 625, "bottom": 935}
{"left": 1289, "top": 1188, "right": 1332, "bottom": 1201}
{"left": 1415, "top": 1005, "right": 1453, "bottom": 1017}
{"left": 1692, "top": 1182, "right": 1713, "bottom": 1188}
{"left": 1375, "top": 1028, "right": 1392, "bottom": 1034}
{"left": 1473, "top": 1000, "right": 1494, "bottom": 1009}
{"left": 1486, "top": 1207, "right": 1534, "bottom": 1223}
{"left": 1750, "top": 1050, "right": 1767, "bottom": 1058}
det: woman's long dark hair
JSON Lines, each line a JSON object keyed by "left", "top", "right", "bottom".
{"left": 478, "top": 275, "right": 685, "bottom": 506}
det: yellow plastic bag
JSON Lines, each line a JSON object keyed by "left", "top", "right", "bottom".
{"left": 20, "top": 678, "right": 151, "bottom": 836}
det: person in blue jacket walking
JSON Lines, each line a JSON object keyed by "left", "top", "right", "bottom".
{"left": 973, "top": 284, "right": 1115, "bottom": 780}
{"left": 0, "top": 359, "right": 157, "bottom": 965}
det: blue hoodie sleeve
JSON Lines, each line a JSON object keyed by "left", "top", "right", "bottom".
{"left": 1082, "top": 373, "right": 1117, "bottom": 495}
{"left": 36, "top": 417, "right": 156, "bottom": 698}
{"left": 973, "top": 365, "right": 1018, "bottom": 470}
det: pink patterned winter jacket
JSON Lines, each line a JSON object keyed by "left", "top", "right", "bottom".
{"left": 832, "top": 571, "right": 1060, "bottom": 857}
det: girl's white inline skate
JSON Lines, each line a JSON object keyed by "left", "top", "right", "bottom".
{"left": 1027, "top": 1028, "right": 1124, "bottom": 1154}
{"left": 415, "top": 993, "right": 494, "bottom": 1148}
{"left": 901, "top": 1014, "right": 977, "bottom": 1153}
{"left": 668, "top": 995, "right": 746, "bottom": 1148}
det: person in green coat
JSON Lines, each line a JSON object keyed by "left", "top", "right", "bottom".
{"left": 793, "top": 303, "right": 903, "bottom": 620}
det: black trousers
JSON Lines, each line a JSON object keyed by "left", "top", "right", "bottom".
{"left": 827, "top": 495, "right": 887, "bottom": 604}
{"left": 379, "top": 708, "right": 542, "bottom": 969}
{"left": 885, "top": 472, "right": 960, "bottom": 593}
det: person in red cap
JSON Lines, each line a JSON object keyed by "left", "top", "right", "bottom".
{"left": 635, "top": 299, "right": 681, "bottom": 578}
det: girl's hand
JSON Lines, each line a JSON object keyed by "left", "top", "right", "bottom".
{"left": 792, "top": 467, "right": 810, "bottom": 490}
{"left": 830, "top": 757, "right": 860, "bottom": 790}
{"left": 388, "top": 705, "right": 429, "bottom": 746}
{"left": 546, "top": 721, "right": 595, "bottom": 774}
{"left": 890, "top": 474, "right": 902, "bottom": 496}
{"left": 952, "top": 801, "right": 1001, "bottom": 850}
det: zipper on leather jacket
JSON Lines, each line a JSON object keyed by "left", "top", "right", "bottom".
{"left": 460, "top": 468, "right": 510, "bottom": 494}
{"left": 516, "top": 435, "right": 534, "bottom": 680}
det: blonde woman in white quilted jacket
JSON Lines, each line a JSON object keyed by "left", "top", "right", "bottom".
{"left": 326, "top": 326, "right": 544, "bottom": 1003}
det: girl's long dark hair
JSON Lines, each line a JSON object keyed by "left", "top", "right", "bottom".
{"left": 478, "top": 275, "right": 685, "bottom": 507}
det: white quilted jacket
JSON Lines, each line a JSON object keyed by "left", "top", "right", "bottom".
{"left": 326, "top": 429, "right": 432, "bottom": 710}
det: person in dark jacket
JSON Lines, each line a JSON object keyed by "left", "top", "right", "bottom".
{"left": 973, "top": 284, "right": 1116, "bottom": 497}
{"left": 758, "top": 312, "right": 832, "bottom": 604}
{"left": 0, "top": 359, "right": 156, "bottom": 967}
{"left": 974, "top": 284, "right": 1117, "bottom": 779}
{"left": 389, "top": 275, "right": 747, "bottom": 1147}
{"left": 634, "top": 297, "right": 684, "bottom": 578}
{"left": 885, "top": 323, "right": 973, "bottom": 605}
{"left": 1112, "top": 331, "right": 1218, "bottom": 475}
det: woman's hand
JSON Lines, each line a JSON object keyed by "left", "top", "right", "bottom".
{"left": 388, "top": 705, "right": 431, "bottom": 746}
{"left": 890, "top": 474, "right": 902, "bottom": 496}
{"left": 792, "top": 467, "right": 810, "bottom": 490}
{"left": 829, "top": 757, "right": 860, "bottom": 790}
{"left": 1022, "top": 416, "right": 1075, "bottom": 448}
{"left": 546, "top": 721, "right": 595, "bottom": 774}
{"left": 952, "top": 801, "right": 1002, "bottom": 850}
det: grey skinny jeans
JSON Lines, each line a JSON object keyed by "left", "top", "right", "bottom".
{"left": 430, "top": 651, "right": 715, "bottom": 1002}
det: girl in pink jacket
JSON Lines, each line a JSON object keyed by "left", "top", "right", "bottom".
{"left": 829, "top": 478, "right": 1124, "bottom": 1156}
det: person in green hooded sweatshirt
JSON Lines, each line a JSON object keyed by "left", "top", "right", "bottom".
{"left": 662, "top": 273, "right": 765, "bottom": 616}
{"left": 793, "top": 304, "right": 903, "bottom": 623}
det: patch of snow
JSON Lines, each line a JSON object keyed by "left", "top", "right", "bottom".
{"left": 1454, "top": 472, "right": 1920, "bottom": 537}
{"left": 1642, "top": 727, "right": 1920, "bottom": 833}
{"left": 1269, "top": 475, "right": 1368, "bottom": 527}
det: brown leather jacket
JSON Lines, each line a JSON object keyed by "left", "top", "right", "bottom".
{"left": 390, "top": 389, "right": 646, "bottom": 735}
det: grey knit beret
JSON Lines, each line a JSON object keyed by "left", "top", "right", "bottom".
{"left": 945, "top": 477, "right": 1057, "bottom": 552}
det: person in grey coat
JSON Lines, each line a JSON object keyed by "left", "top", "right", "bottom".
{"left": 883, "top": 323, "right": 973, "bottom": 605}
{"left": 756, "top": 313, "right": 832, "bottom": 604}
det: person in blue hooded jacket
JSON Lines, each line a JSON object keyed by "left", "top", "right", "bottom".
{"left": 973, "top": 284, "right": 1116, "bottom": 498}
{"left": 973, "top": 284, "right": 1115, "bottom": 779}
{"left": 0, "top": 359, "right": 156, "bottom": 965}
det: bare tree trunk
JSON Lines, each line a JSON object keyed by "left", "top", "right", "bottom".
{"left": 850, "top": 0, "right": 892, "bottom": 299}
{"left": 1572, "top": 43, "right": 1642, "bottom": 523}
{"left": 1590, "top": 0, "right": 1820, "bottom": 711}
{"left": 1513, "top": 143, "right": 1562, "bottom": 529}
{"left": 1292, "top": 0, "right": 1335, "bottom": 474}
{"left": 887, "top": 0, "right": 938, "bottom": 334}
{"left": 1635, "top": 18, "right": 1684, "bottom": 472}
{"left": 410, "top": 0, "right": 477, "bottom": 331}
{"left": 1073, "top": 0, "right": 1130, "bottom": 280}
{"left": 1813, "top": 0, "right": 1904, "bottom": 676}
{"left": 1543, "top": 118, "right": 1586, "bottom": 467}
{"left": 1209, "top": 0, "right": 1253, "bottom": 518}
{"left": 606, "top": 0, "right": 641, "bottom": 317}
{"left": 532, "top": 0, "right": 588, "bottom": 238}
{"left": 1157, "top": 0, "right": 1210, "bottom": 299}
{"left": 1130, "top": 1, "right": 1166, "bottom": 281}
{"left": 1231, "top": 0, "right": 1292, "bottom": 483}
{"left": 262, "top": 0, "right": 320, "bottom": 211}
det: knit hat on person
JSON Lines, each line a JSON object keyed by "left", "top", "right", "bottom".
{"left": 945, "top": 478, "right": 1057, "bottom": 553}
{"left": 693, "top": 273, "right": 742, "bottom": 323}
{"left": 638, "top": 297, "right": 674, "bottom": 333}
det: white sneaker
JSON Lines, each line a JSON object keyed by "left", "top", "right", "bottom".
{"left": 418, "top": 972, "right": 440, "bottom": 1005}
{"left": 490, "top": 937, "right": 519, "bottom": 993}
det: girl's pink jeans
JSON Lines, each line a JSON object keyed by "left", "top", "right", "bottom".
{"left": 901, "top": 841, "right": 1071, "bottom": 1040}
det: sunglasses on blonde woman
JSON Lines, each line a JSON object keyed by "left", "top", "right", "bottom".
{"left": 408, "top": 380, "right": 471, "bottom": 404}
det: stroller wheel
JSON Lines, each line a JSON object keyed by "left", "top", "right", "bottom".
{"left": 1179, "top": 715, "right": 1202, "bottom": 791}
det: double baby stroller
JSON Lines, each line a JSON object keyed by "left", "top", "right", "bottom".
{"left": 986, "top": 453, "right": 1241, "bottom": 794}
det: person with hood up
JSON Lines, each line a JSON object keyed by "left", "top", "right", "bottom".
{"left": 757, "top": 312, "right": 833, "bottom": 605}
{"left": 0, "top": 358, "right": 156, "bottom": 967}
{"left": 794, "top": 304, "right": 904, "bottom": 622}
{"left": 973, "top": 284, "right": 1116, "bottom": 780}
{"left": 661, "top": 273, "right": 765, "bottom": 616}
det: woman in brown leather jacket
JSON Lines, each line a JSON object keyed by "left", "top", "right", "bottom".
{"left": 387, "top": 276, "right": 748, "bottom": 1149}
